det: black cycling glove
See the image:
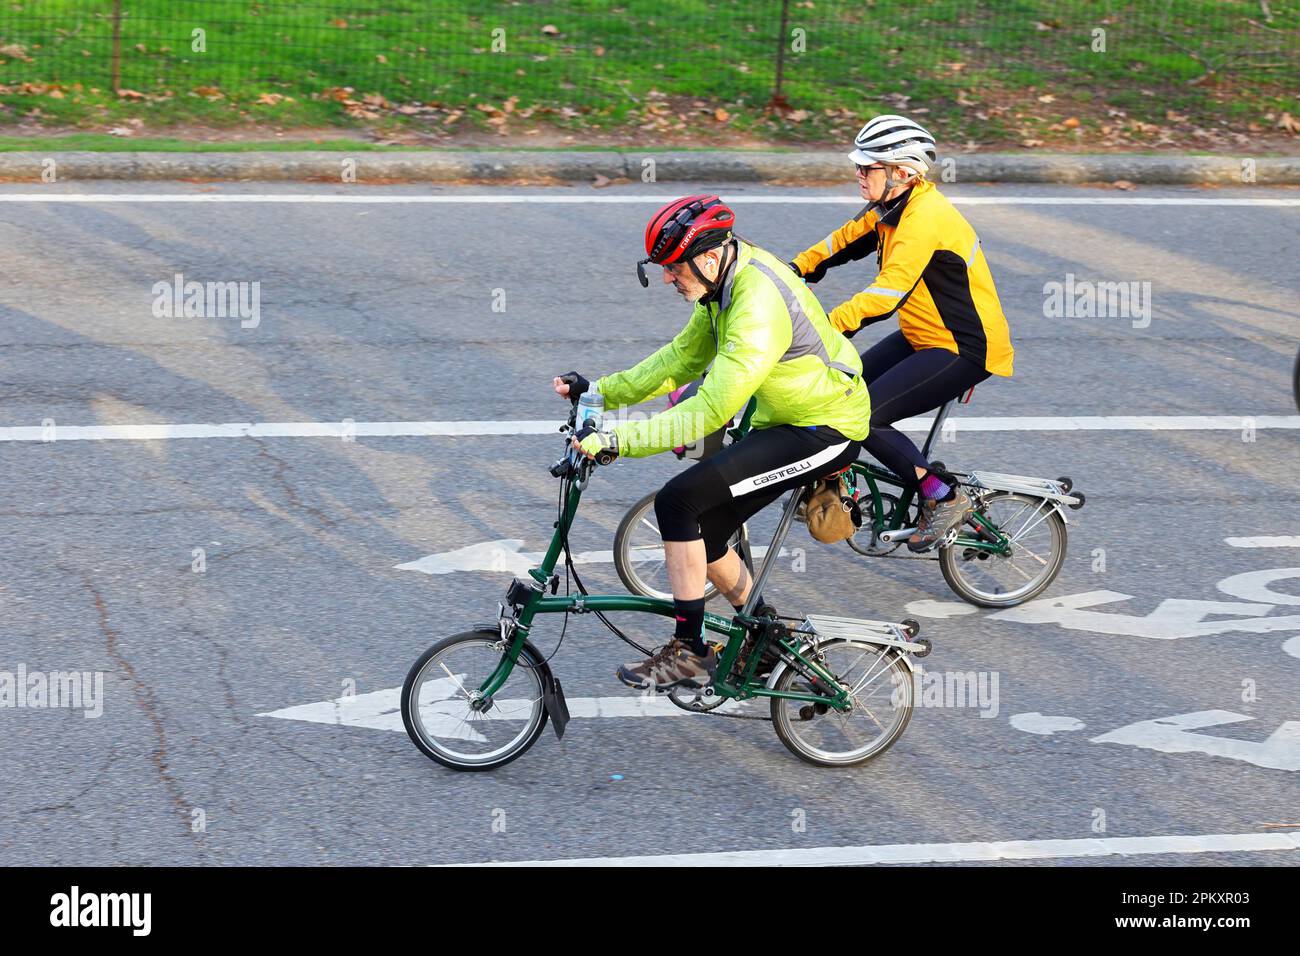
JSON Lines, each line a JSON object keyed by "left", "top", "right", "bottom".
{"left": 558, "top": 371, "right": 590, "bottom": 400}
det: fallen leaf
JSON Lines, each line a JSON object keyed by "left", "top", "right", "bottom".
{"left": 1112, "top": 180, "right": 1136, "bottom": 190}
{"left": 375, "top": 54, "right": 387, "bottom": 64}
{"left": 1062, "top": 116, "right": 1080, "bottom": 128}
{"left": 541, "top": 24, "right": 560, "bottom": 36}
{"left": 1020, "top": 138, "right": 1044, "bottom": 147}
{"left": 592, "top": 174, "right": 611, "bottom": 188}
{"left": 331, "top": 18, "right": 348, "bottom": 28}
{"left": 117, "top": 88, "right": 146, "bottom": 99}
{"left": 1279, "top": 112, "right": 1299, "bottom": 133}
{"left": 1037, "top": 94, "right": 1056, "bottom": 103}
{"left": 714, "top": 107, "right": 730, "bottom": 122}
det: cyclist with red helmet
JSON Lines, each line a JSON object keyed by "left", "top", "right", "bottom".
{"left": 554, "top": 195, "right": 871, "bottom": 691}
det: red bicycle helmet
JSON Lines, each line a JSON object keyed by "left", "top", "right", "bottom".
{"left": 637, "top": 194, "right": 736, "bottom": 287}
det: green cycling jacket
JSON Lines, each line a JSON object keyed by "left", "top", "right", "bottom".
{"left": 594, "top": 241, "right": 872, "bottom": 458}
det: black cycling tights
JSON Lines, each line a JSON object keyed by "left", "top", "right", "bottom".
{"left": 655, "top": 424, "right": 861, "bottom": 563}
{"left": 859, "top": 329, "right": 990, "bottom": 485}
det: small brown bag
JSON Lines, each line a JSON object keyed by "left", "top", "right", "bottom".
{"left": 805, "top": 474, "right": 861, "bottom": 544}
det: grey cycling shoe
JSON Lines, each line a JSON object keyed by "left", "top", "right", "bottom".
{"left": 908, "top": 488, "right": 972, "bottom": 552}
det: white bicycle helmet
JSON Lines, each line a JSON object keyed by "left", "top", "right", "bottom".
{"left": 848, "top": 114, "right": 937, "bottom": 175}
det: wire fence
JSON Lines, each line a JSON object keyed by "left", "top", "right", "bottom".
{"left": 0, "top": 2, "right": 1295, "bottom": 124}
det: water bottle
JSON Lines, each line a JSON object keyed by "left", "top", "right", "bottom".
{"left": 576, "top": 391, "right": 604, "bottom": 433}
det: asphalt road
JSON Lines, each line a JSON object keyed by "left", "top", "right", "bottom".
{"left": 0, "top": 181, "right": 1297, "bottom": 866}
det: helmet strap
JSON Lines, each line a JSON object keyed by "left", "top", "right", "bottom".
{"left": 869, "top": 168, "right": 914, "bottom": 220}
{"left": 692, "top": 240, "right": 734, "bottom": 302}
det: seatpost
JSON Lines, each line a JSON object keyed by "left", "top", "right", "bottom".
{"left": 920, "top": 398, "right": 956, "bottom": 459}
{"left": 740, "top": 487, "right": 806, "bottom": 617}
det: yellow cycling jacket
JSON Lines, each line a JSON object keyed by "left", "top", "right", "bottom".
{"left": 791, "top": 178, "right": 1014, "bottom": 377}
{"left": 594, "top": 242, "right": 871, "bottom": 458}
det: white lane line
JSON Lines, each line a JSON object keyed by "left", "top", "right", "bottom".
{"left": 258, "top": 687, "right": 756, "bottom": 729}
{"left": 1226, "top": 536, "right": 1300, "bottom": 548}
{"left": 0, "top": 193, "right": 1296, "bottom": 206}
{"left": 395, "top": 537, "right": 787, "bottom": 575}
{"left": 7, "top": 414, "right": 1298, "bottom": 443}
{"left": 445, "top": 831, "right": 1300, "bottom": 867}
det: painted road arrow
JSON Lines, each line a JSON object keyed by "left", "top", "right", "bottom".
{"left": 259, "top": 686, "right": 758, "bottom": 730}
{"left": 1092, "top": 710, "right": 1300, "bottom": 771}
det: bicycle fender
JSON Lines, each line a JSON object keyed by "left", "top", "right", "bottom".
{"left": 543, "top": 673, "right": 570, "bottom": 740}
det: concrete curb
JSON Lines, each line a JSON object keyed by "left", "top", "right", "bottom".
{"left": 0, "top": 150, "right": 1296, "bottom": 184}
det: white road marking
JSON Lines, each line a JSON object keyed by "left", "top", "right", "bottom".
{"left": 904, "top": 599, "right": 978, "bottom": 619}
{"left": 444, "top": 831, "right": 1300, "bottom": 866}
{"left": 990, "top": 589, "right": 1300, "bottom": 640}
{"left": 1092, "top": 710, "right": 1300, "bottom": 772}
{"left": 4, "top": 414, "right": 1297, "bottom": 443}
{"left": 258, "top": 686, "right": 757, "bottom": 730}
{"left": 1226, "top": 536, "right": 1300, "bottom": 548}
{"left": 1, "top": 193, "right": 1297, "bottom": 207}
{"left": 1285, "top": 635, "right": 1300, "bottom": 660}
{"left": 395, "top": 538, "right": 786, "bottom": 575}
{"left": 1217, "top": 567, "right": 1300, "bottom": 605}
{"left": 1009, "top": 713, "right": 1085, "bottom": 736}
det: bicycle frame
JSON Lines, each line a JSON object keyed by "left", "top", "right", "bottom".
{"left": 474, "top": 460, "right": 853, "bottom": 712}
{"left": 844, "top": 398, "right": 1013, "bottom": 556}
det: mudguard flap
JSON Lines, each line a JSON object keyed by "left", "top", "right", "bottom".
{"left": 543, "top": 676, "right": 570, "bottom": 740}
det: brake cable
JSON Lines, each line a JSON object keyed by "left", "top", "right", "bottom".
{"left": 559, "top": 467, "right": 655, "bottom": 657}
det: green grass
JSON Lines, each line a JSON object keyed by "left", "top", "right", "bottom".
{"left": 0, "top": 133, "right": 413, "bottom": 151}
{"left": 0, "top": 0, "right": 1294, "bottom": 144}
{"left": 0, "top": 134, "right": 808, "bottom": 152}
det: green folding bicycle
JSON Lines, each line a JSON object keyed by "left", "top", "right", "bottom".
{"left": 614, "top": 387, "right": 1086, "bottom": 609}
{"left": 401, "top": 398, "right": 929, "bottom": 771}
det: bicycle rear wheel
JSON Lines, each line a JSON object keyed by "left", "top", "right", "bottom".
{"left": 770, "top": 638, "right": 913, "bottom": 767}
{"left": 401, "top": 630, "right": 548, "bottom": 771}
{"left": 615, "top": 489, "right": 744, "bottom": 602}
{"left": 940, "top": 491, "right": 1067, "bottom": 608}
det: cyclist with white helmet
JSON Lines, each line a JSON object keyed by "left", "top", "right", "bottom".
{"left": 790, "top": 114, "right": 1015, "bottom": 551}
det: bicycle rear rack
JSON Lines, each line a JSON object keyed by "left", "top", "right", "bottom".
{"left": 963, "top": 471, "right": 1083, "bottom": 508}
{"left": 800, "top": 614, "right": 930, "bottom": 657}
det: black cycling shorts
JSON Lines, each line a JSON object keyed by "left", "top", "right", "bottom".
{"left": 654, "top": 424, "right": 860, "bottom": 563}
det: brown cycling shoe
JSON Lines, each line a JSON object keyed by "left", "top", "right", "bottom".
{"left": 617, "top": 639, "right": 717, "bottom": 692}
{"left": 908, "top": 489, "right": 972, "bottom": 552}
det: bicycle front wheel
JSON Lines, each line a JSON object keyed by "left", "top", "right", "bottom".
{"left": 401, "top": 630, "right": 548, "bottom": 771}
{"left": 770, "top": 638, "right": 913, "bottom": 768}
{"left": 940, "top": 492, "right": 1067, "bottom": 608}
